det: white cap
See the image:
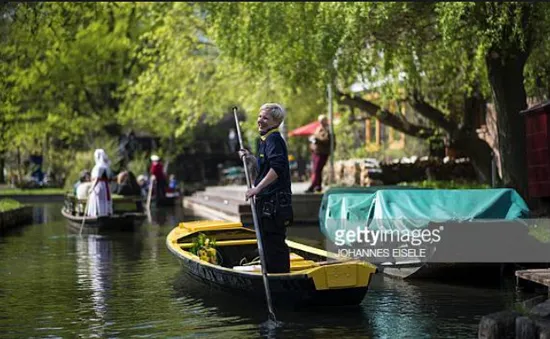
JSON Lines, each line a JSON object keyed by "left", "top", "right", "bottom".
{"left": 150, "top": 155, "right": 160, "bottom": 162}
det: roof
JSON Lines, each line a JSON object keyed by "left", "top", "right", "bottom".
{"left": 520, "top": 100, "right": 550, "bottom": 115}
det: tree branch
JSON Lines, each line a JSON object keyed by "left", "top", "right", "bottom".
{"left": 407, "top": 91, "right": 458, "bottom": 134}
{"left": 335, "top": 90, "right": 434, "bottom": 138}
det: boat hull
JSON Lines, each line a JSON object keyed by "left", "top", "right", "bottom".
{"left": 169, "top": 244, "right": 368, "bottom": 307}
{"left": 166, "top": 220, "right": 377, "bottom": 308}
{"left": 62, "top": 208, "right": 146, "bottom": 232}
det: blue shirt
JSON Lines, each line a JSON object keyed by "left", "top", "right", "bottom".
{"left": 254, "top": 129, "right": 292, "bottom": 198}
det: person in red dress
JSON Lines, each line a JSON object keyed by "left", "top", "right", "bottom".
{"left": 149, "top": 155, "right": 167, "bottom": 203}
{"left": 305, "top": 115, "right": 333, "bottom": 193}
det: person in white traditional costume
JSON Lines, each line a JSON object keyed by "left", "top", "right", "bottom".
{"left": 87, "top": 149, "right": 113, "bottom": 217}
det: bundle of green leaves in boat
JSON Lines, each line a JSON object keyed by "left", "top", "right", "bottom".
{"left": 190, "top": 233, "right": 218, "bottom": 264}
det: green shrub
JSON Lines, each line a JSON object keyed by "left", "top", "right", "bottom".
{"left": 529, "top": 226, "right": 550, "bottom": 244}
{"left": 127, "top": 152, "right": 150, "bottom": 177}
{"left": 0, "top": 188, "right": 66, "bottom": 196}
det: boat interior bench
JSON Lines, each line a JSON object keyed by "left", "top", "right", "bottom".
{"left": 64, "top": 194, "right": 144, "bottom": 215}
{"left": 178, "top": 241, "right": 318, "bottom": 271}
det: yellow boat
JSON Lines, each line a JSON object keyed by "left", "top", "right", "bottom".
{"left": 166, "top": 220, "right": 378, "bottom": 308}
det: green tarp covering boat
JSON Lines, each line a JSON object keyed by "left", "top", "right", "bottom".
{"left": 320, "top": 187, "right": 530, "bottom": 244}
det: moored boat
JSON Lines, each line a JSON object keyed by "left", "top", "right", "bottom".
{"left": 157, "top": 191, "right": 181, "bottom": 206}
{"left": 145, "top": 190, "right": 181, "bottom": 208}
{"left": 319, "top": 187, "right": 543, "bottom": 281}
{"left": 62, "top": 194, "right": 147, "bottom": 232}
{"left": 166, "top": 220, "right": 378, "bottom": 308}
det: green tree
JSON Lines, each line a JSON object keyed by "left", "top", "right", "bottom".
{"left": 118, "top": 3, "right": 327, "bottom": 159}
{"left": 436, "top": 2, "right": 549, "bottom": 197}
{"left": 0, "top": 2, "right": 155, "bottom": 180}
{"left": 204, "top": 2, "right": 550, "bottom": 196}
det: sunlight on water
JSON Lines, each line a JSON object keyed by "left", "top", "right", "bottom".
{"left": 0, "top": 203, "right": 536, "bottom": 338}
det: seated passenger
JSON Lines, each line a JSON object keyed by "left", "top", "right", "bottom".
{"left": 75, "top": 171, "right": 92, "bottom": 215}
{"left": 76, "top": 171, "right": 92, "bottom": 200}
{"left": 167, "top": 174, "right": 178, "bottom": 192}
{"left": 137, "top": 174, "right": 149, "bottom": 198}
{"left": 73, "top": 169, "right": 90, "bottom": 195}
{"left": 114, "top": 170, "right": 141, "bottom": 196}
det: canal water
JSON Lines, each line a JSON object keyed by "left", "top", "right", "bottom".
{"left": 0, "top": 203, "right": 534, "bottom": 338}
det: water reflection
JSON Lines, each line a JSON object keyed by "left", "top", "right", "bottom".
{"left": 149, "top": 205, "right": 184, "bottom": 228}
{"left": 32, "top": 203, "right": 61, "bottom": 225}
{"left": 171, "top": 255, "right": 526, "bottom": 338}
{"left": 75, "top": 234, "right": 112, "bottom": 338}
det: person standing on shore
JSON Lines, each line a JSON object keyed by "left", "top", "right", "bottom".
{"left": 305, "top": 114, "right": 333, "bottom": 193}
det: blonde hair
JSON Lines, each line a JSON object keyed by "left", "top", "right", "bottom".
{"left": 260, "top": 103, "right": 286, "bottom": 124}
{"left": 117, "top": 171, "right": 128, "bottom": 184}
{"left": 318, "top": 114, "right": 327, "bottom": 122}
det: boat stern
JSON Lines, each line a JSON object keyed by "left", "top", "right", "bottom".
{"left": 306, "top": 261, "right": 377, "bottom": 291}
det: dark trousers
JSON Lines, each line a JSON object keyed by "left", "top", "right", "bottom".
{"left": 256, "top": 194, "right": 292, "bottom": 273}
{"left": 309, "top": 153, "right": 329, "bottom": 190}
{"left": 154, "top": 177, "right": 166, "bottom": 202}
{"left": 258, "top": 216, "right": 290, "bottom": 273}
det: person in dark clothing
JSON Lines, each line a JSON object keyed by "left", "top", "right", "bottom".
{"left": 149, "top": 154, "right": 167, "bottom": 204}
{"left": 113, "top": 171, "right": 141, "bottom": 196}
{"left": 238, "top": 103, "right": 293, "bottom": 274}
{"left": 306, "top": 114, "right": 333, "bottom": 193}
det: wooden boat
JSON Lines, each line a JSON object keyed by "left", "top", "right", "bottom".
{"left": 166, "top": 220, "right": 378, "bottom": 308}
{"left": 62, "top": 194, "right": 147, "bottom": 232}
{"left": 157, "top": 191, "right": 181, "bottom": 206}
{"left": 146, "top": 190, "right": 181, "bottom": 207}
{"left": 319, "top": 188, "right": 542, "bottom": 281}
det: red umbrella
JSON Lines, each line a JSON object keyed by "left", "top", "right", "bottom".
{"left": 288, "top": 121, "right": 320, "bottom": 137}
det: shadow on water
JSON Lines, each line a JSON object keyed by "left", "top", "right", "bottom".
{"left": 172, "top": 272, "right": 375, "bottom": 339}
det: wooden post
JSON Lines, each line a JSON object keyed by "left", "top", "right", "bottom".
{"left": 365, "top": 119, "right": 371, "bottom": 148}
{"left": 327, "top": 83, "right": 334, "bottom": 184}
{"left": 375, "top": 120, "right": 380, "bottom": 145}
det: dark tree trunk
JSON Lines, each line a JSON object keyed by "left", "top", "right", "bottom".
{"left": 453, "top": 135, "right": 492, "bottom": 184}
{"left": 16, "top": 147, "right": 22, "bottom": 183}
{"left": 409, "top": 90, "right": 493, "bottom": 184}
{"left": 454, "top": 90, "right": 493, "bottom": 185}
{"left": 486, "top": 48, "right": 529, "bottom": 197}
{"left": 0, "top": 154, "right": 4, "bottom": 183}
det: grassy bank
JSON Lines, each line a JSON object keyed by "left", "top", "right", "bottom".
{"left": 0, "top": 188, "right": 67, "bottom": 196}
{"left": 0, "top": 199, "right": 24, "bottom": 212}
{"left": 398, "top": 180, "right": 491, "bottom": 189}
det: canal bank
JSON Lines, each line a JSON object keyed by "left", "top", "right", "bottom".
{"left": 0, "top": 199, "right": 34, "bottom": 233}
{"left": 477, "top": 270, "right": 550, "bottom": 338}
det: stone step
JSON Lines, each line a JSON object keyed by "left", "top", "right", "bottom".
{"left": 186, "top": 184, "right": 323, "bottom": 225}
{"left": 192, "top": 191, "right": 250, "bottom": 213}
{"left": 184, "top": 195, "right": 243, "bottom": 216}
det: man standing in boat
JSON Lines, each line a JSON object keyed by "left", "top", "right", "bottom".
{"left": 238, "top": 103, "right": 293, "bottom": 274}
